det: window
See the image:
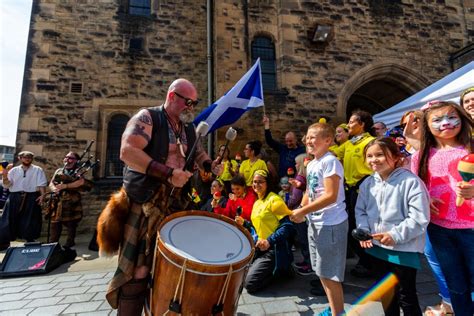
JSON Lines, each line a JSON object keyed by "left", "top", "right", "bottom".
{"left": 251, "top": 36, "right": 277, "bottom": 91}
{"left": 129, "top": 0, "right": 150, "bottom": 16}
{"left": 105, "top": 114, "right": 129, "bottom": 177}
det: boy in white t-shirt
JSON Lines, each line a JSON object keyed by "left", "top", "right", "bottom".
{"left": 290, "top": 123, "right": 348, "bottom": 316}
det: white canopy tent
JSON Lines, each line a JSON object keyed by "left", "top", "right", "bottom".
{"left": 373, "top": 61, "right": 474, "bottom": 128}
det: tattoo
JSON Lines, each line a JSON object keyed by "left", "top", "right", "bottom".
{"left": 131, "top": 124, "right": 151, "bottom": 142}
{"left": 138, "top": 113, "right": 152, "bottom": 126}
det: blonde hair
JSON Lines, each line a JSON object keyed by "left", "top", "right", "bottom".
{"left": 307, "top": 123, "right": 335, "bottom": 139}
{"left": 295, "top": 153, "right": 307, "bottom": 176}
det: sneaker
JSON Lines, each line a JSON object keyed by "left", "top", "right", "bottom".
{"left": 350, "top": 264, "right": 371, "bottom": 278}
{"left": 295, "top": 264, "right": 314, "bottom": 276}
{"left": 317, "top": 307, "right": 332, "bottom": 316}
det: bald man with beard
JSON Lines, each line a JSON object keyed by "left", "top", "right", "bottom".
{"left": 104, "top": 79, "right": 221, "bottom": 315}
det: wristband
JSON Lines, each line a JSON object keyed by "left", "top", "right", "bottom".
{"left": 146, "top": 160, "right": 174, "bottom": 181}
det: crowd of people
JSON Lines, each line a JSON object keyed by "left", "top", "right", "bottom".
{"left": 1, "top": 79, "right": 473, "bottom": 316}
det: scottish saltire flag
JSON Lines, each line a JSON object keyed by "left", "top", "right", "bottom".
{"left": 194, "top": 58, "right": 264, "bottom": 134}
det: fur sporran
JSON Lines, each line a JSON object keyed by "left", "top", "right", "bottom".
{"left": 97, "top": 188, "right": 130, "bottom": 256}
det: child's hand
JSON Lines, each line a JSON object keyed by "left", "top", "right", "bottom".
{"left": 429, "top": 197, "right": 444, "bottom": 215}
{"left": 372, "top": 233, "right": 395, "bottom": 246}
{"left": 288, "top": 178, "right": 302, "bottom": 188}
{"left": 289, "top": 209, "right": 305, "bottom": 223}
{"left": 359, "top": 240, "right": 373, "bottom": 248}
{"left": 229, "top": 193, "right": 236, "bottom": 201}
{"left": 402, "top": 113, "right": 421, "bottom": 150}
{"left": 255, "top": 239, "right": 270, "bottom": 251}
{"left": 456, "top": 182, "right": 474, "bottom": 200}
{"left": 235, "top": 216, "right": 244, "bottom": 226}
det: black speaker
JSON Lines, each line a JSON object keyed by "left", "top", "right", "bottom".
{"left": 0, "top": 242, "right": 63, "bottom": 278}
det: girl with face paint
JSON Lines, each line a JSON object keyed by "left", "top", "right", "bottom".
{"left": 411, "top": 101, "right": 473, "bottom": 316}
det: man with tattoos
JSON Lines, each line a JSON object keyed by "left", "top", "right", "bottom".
{"left": 104, "top": 78, "right": 219, "bottom": 315}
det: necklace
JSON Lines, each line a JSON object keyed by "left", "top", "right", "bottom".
{"left": 164, "top": 109, "right": 186, "bottom": 158}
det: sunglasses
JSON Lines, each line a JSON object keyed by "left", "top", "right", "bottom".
{"left": 65, "top": 156, "right": 77, "bottom": 160}
{"left": 174, "top": 91, "right": 199, "bottom": 107}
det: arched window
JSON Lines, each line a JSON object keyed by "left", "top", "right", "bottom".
{"left": 251, "top": 36, "right": 277, "bottom": 91}
{"left": 129, "top": 0, "right": 150, "bottom": 16}
{"left": 105, "top": 114, "right": 129, "bottom": 177}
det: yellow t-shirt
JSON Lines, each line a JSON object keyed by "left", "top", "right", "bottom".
{"left": 239, "top": 159, "right": 268, "bottom": 186}
{"left": 251, "top": 192, "right": 292, "bottom": 240}
{"left": 339, "top": 133, "right": 375, "bottom": 187}
{"left": 217, "top": 159, "right": 238, "bottom": 182}
{"left": 329, "top": 140, "right": 348, "bottom": 160}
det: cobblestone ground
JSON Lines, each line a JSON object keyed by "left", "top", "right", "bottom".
{"left": 0, "top": 236, "right": 440, "bottom": 315}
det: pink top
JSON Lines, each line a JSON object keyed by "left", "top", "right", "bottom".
{"left": 411, "top": 147, "right": 474, "bottom": 229}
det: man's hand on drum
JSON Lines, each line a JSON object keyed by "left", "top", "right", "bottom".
{"left": 169, "top": 169, "right": 193, "bottom": 188}
{"left": 255, "top": 239, "right": 270, "bottom": 251}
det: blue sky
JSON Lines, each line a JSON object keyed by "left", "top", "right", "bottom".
{"left": 0, "top": 0, "right": 32, "bottom": 147}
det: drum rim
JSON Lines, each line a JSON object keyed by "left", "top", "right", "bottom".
{"left": 157, "top": 210, "right": 255, "bottom": 271}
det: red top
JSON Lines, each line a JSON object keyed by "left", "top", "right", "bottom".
{"left": 214, "top": 187, "right": 256, "bottom": 221}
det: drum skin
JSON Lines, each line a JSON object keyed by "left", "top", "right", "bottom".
{"left": 147, "top": 210, "right": 255, "bottom": 316}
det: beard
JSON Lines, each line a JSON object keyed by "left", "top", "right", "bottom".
{"left": 21, "top": 160, "right": 32, "bottom": 167}
{"left": 179, "top": 109, "right": 195, "bottom": 125}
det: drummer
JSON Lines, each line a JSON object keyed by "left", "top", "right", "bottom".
{"left": 243, "top": 170, "right": 296, "bottom": 293}
{"left": 102, "top": 78, "right": 221, "bottom": 315}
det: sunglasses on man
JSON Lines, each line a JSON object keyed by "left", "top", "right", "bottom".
{"left": 174, "top": 91, "right": 199, "bottom": 107}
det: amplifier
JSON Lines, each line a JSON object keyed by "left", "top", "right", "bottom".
{"left": 0, "top": 242, "right": 63, "bottom": 278}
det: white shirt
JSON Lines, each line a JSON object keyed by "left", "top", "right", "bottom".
{"left": 306, "top": 152, "right": 347, "bottom": 226}
{"left": 7, "top": 164, "right": 47, "bottom": 193}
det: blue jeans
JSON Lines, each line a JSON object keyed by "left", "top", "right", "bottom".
{"left": 424, "top": 233, "right": 451, "bottom": 304}
{"left": 427, "top": 224, "right": 474, "bottom": 316}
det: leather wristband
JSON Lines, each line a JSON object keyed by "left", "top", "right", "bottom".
{"left": 146, "top": 160, "right": 174, "bottom": 181}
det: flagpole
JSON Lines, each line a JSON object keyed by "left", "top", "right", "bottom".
{"left": 206, "top": 0, "right": 214, "bottom": 157}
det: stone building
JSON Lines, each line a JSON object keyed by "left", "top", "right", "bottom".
{"left": 16, "top": 0, "right": 473, "bottom": 234}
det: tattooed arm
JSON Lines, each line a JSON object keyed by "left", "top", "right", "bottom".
{"left": 120, "top": 108, "right": 192, "bottom": 187}
{"left": 120, "top": 109, "right": 153, "bottom": 173}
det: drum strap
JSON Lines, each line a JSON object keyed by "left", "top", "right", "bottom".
{"left": 163, "top": 258, "right": 188, "bottom": 315}
{"left": 212, "top": 266, "right": 234, "bottom": 316}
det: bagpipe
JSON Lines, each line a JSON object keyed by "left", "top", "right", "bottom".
{"left": 43, "top": 140, "right": 99, "bottom": 220}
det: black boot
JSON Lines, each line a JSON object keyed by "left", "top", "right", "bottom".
{"left": 118, "top": 278, "right": 148, "bottom": 316}
{"left": 88, "top": 229, "right": 99, "bottom": 251}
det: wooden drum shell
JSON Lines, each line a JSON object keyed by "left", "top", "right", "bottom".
{"left": 147, "top": 211, "right": 255, "bottom": 316}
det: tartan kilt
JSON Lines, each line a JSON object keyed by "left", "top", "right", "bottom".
{"left": 51, "top": 191, "right": 83, "bottom": 222}
{"left": 105, "top": 183, "right": 189, "bottom": 309}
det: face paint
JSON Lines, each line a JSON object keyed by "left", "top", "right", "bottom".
{"left": 430, "top": 114, "right": 461, "bottom": 131}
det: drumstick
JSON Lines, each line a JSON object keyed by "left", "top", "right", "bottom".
{"left": 183, "top": 121, "right": 210, "bottom": 171}
{"left": 170, "top": 122, "right": 210, "bottom": 197}
{"left": 216, "top": 127, "right": 237, "bottom": 164}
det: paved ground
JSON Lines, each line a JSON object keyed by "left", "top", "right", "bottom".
{"left": 0, "top": 235, "right": 440, "bottom": 315}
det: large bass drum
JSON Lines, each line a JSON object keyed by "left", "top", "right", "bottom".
{"left": 147, "top": 210, "right": 254, "bottom": 315}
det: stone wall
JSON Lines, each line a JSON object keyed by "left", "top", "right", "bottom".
{"left": 213, "top": 0, "right": 472, "bottom": 154}
{"left": 18, "top": 0, "right": 209, "bottom": 235}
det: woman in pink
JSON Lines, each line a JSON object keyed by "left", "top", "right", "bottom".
{"left": 411, "top": 101, "right": 473, "bottom": 315}
{"left": 213, "top": 175, "right": 256, "bottom": 221}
